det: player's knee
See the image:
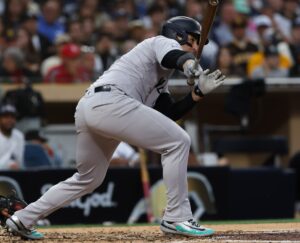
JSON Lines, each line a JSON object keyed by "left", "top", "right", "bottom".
{"left": 170, "top": 130, "right": 191, "bottom": 152}
{"left": 181, "top": 131, "right": 191, "bottom": 149}
{"left": 87, "top": 175, "right": 105, "bottom": 192}
{"left": 76, "top": 167, "right": 107, "bottom": 193}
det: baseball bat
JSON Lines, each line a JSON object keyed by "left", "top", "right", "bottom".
{"left": 138, "top": 148, "right": 154, "bottom": 223}
{"left": 187, "top": 0, "right": 219, "bottom": 86}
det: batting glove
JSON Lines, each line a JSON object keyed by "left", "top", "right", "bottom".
{"left": 194, "top": 69, "right": 226, "bottom": 97}
{"left": 183, "top": 59, "right": 203, "bottom": 79}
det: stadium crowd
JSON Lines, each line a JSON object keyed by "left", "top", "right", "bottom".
{"left": 0, "top": 0, "right": 298, "bottom": 85}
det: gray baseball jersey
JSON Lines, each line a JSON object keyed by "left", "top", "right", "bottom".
{"left": 91, "top": 36, "right": 180, "bottom": 106}
{"left": 15, "top": 35, "right": 194, "bottom": 227}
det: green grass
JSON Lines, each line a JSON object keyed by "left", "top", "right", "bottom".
{"left": 40, "top": 218, "right": 300, "bottom": 229}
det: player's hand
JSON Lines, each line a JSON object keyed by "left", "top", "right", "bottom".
{"left": 183, "top": 59, "right": 203, "bottom": 79}
{"left": 195, "top": 69, "right": 226, "bottom": 96}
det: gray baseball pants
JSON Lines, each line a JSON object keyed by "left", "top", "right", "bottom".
{"left": 15, "top": 86, "right": 193, "bottom": 227}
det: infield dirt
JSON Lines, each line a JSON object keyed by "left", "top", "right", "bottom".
{"left": 1, "top": 222, "right": 300, "bottom": 242}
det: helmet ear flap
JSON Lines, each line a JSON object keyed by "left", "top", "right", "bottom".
{"left": 161, "top": 22, "right": 188, "bottom": 45}
{"left": 175, "top": 32, "right": 185, "bottom": 44}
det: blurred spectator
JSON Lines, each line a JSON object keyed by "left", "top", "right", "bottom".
{"left": 248, "top": 14, "right": 292, "bottom": 76}
{"left": 0, "top": 16, "right": 6, "bottom": 53}
{"left": 142, "top": 27, "right": 157, "bottom": 39}
{"left": 81, "top": 45, "right": 102, "bottom": 81}
{"left": 247, "top": 47, "right": 291, "bottom": 78}
{"left": 200, "top": 40, "right": 219, "bottom": 70}
{"left": 119, "top": 39, "right": 137, "bottom": 55}
{"left": 272, "top": 0, "right": 299, "bottom": 43}
{"left": 66, "top": 19, "right": 85, "bottom": 45}
{"left": 289, "top": 151, "right": 300, "bottom": 203}
{"left": 95, "top": 33, "right": 118, "bottom": 75}
{"left": 112, "top": 9, "right": 131, "bottom": 42}
{"left": 226, "top": 17, "right": 258, "bottom": 76}
{"left": 212, "top": 1, "right": 238, "bottom": 46}
{"left": 100, "top": 20, "right": 118, "bottom": 40}
{"left": 114, "top": 0, "right": 138, "bottom": 20}
{"left": 288, "top": 18, "right": 300, "bottom": 76}
{"left": 15, "top": 27, "right": 42, "bottom": 81}
{"left": 0, "top": 0, "right": 297, "bottom": 81}
{"left": 44, "top": 43, "right": 90, "bottom": 83}
{"left": 164, "top": 0, "right": 184, "bottom": 18}
{"left": 215, "top": 47, "right": 236, "bottom": 77}
{"left": 81, "top": 17, "right": 98, "bottom": 46}
{"left": 61, "top": 0, "right": 78, "bottom": 18}
{"left": 253, "top": 14, "right": 274, "bottom": 49}
{"left": 25, "top": 129, "right": 63, "bottom": 167}
{"left": 0, "top": 104, "right": 24, "bottom": 170}
{"left": 77, "top": 0, "right": 98, "bottom": 19}
{"left": 233, "top": 0, "right": 251, "bottom": 15}
{"left": 142, "top": 4, "right": 168, "bottom": 35}
{"left": 0, "top": 47, "right": 37, "bottom": 83}
{"left": 250, "top": 45, "right": 289, "bottom": 78}
{"left": 128, "top": 20, "right": 146, "bottom": 43}
{"left": 264, "top": 0, "right": 283, "bottom": 13}
{"left": 23, "top": 0, "right": 40, "bottom": 16}
{"left": 22, "top": 12, "right": 53, "bottom": 60}
{"left": 37, "top": 0, "right": 65, "bottom": 44}
{"left": 40, "top": 33, "right": 71, "bottom": 77}
{"left": 2, "top": 83, "right": 45, "bottom": 132}
{"left": 184, "top": 0, "right": 203, "bottom": 21}
{"left": 76, "top": 0, "right": 110, "bottom": 26}
{"left": 2, "top": 0, "right": 27, "bottom": 43}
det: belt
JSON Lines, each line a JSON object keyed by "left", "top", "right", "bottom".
{"left": 94, "top": 85, "right": 111, "bottom": 93}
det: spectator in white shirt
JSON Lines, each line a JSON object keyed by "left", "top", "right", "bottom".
{"left": 0, "top": 104, "right": 24, "bottom": 170}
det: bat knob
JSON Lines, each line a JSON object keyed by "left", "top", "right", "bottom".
{"left": 187, "top": 78, "right": 195, "bottom": 86}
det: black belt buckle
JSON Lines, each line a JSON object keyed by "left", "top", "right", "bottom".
{"left": 95, "top": 85, "right": 111, "bottom": 93}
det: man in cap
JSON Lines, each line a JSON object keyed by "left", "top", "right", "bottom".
{"left": 0, "top": 104, "right": 24, "bottom": 170}
{"left": 25, "top": 129, "right": 63, "bottom": 167}
{"left": 43, "top": 43, "right": 90, "bottom": 83}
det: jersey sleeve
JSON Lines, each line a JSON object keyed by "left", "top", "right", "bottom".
{"left": 153, "top": 36, "right": 182, "bottom": 64}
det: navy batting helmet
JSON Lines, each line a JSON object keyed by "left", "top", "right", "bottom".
{"left": 161, "top": 16, "right": 208, "bottom": 45}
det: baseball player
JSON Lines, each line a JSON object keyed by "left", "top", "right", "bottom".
{"left": 6, "top": 16, "right": 225, "bottom": 239}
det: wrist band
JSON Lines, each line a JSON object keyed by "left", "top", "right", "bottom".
{"left": 194, "top": 85, "right": 204, "bottom": 97}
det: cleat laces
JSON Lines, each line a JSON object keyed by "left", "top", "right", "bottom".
{"left": 188, "top": 219, "right": 200, "bottom": 227}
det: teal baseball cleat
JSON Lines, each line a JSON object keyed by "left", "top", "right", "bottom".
{"left": 6, "top": 215, "right": 44, "bottom": 240}
{"left": 160, "top": 219, "right": 214, "bottom": 237}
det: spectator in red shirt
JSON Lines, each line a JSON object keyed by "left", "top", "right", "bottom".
{"left": 43, "top": 43, "right": 91, "bottom": 83}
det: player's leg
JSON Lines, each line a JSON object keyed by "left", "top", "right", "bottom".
{"left": 7, "top": 98, "right": 119, "bottom": 239}
{"left": 83, "top": 91, "right": 191, "bottom": 218}
{"left": 82, "top": 90, "right": 214, "bottom": 236}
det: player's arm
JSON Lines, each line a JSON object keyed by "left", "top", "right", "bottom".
{"left": 153, "top": 92, "right": 196, "bottom": 121}
{"left": 154, "top": 69, "right": 225, "bottom": 120}
{"left": 161, "top": 50, "right": 204, "bottom": 102}
{"left": 160, "top": 49, "right": 226, "bottom": 106}
{"left": 161, "top": 50, "right": 194, "bottom": 70}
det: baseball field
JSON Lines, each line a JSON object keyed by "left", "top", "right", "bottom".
{"left": 1, "top": 220, "right": 300, "bottom": 242}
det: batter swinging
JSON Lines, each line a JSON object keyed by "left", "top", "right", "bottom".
{"left": 6, "top": 16, "right": 225, "bottom": 239}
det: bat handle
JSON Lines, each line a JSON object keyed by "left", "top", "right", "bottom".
{"left": 186, "top": 58, "right": 199, "bottom": 86}
{"left": 187, "top": 77, "right": 195, "bottom": 86}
